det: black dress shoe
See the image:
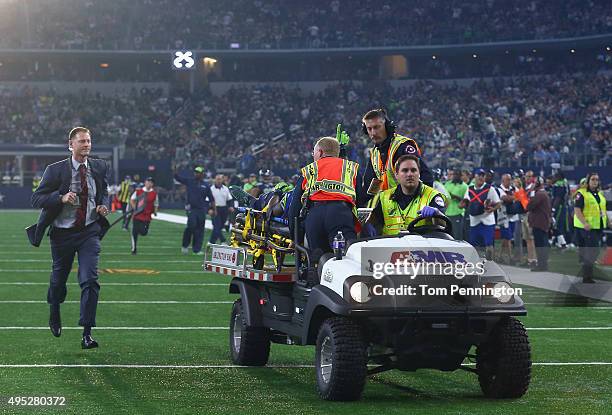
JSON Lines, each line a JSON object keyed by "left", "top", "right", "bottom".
{"left": 49, "top": 306, "right": 61, "bottom": 337}
{"left": 81, "top": 335, "right": 99, "bottom": 349}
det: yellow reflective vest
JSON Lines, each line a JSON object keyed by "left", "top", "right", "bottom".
{"left": 574, "top": 188, "right": 607, "bottom": 230}
{"left": 374, "top": 183, "right": 440, "bottom": 235}
{"left": 369, "top": 133, "right": 420, "bottom": 192}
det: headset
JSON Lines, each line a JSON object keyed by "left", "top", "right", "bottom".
{"left": 361, "top": 108, "right": 396, "bottom": 137}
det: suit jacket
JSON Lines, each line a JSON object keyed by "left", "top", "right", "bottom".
{"left": 27, "top": 158, "right": 110, "bottom": 247}
{"left": 527, "top": 189, "right": 552, "bottom": 232}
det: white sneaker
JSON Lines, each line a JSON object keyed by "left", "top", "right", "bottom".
{"left": 193, "top": 251, "right": 203, "bottom": 255}
{"left": 181, "top": 247, "right": 189, "bottom": 254}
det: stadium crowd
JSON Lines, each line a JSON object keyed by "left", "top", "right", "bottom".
{"left": 5, "top": 72, "right": 609, "bottom": 174}
{"left": 0, "top": 0, "right": 610, "bottom": 50}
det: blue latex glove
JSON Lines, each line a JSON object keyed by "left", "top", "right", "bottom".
{"left": 418, "top": 206, "right": 439, "bottom": 218}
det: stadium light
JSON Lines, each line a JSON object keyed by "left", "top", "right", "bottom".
{"left": 532, "top": 49, "right": 537, "bottom": 53}
{"left": 607, "top": 46, "right": 611, "bottom": 51}
{"left": 472, "top": 54, "right": 477, "bottom": 58}
{"left": 432, "top": 55, "right": 437, "bottom": 60}
{"left": 570, "top": 49, "right": 575, "bottom": 54}
{"left": 203, "top": 57, "right": 217, "bottom": 65}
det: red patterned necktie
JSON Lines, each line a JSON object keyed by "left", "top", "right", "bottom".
{"left": 74, "top": 164, "right": 89, "bottom": 228}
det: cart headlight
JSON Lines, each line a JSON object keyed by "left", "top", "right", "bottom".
{"left": 349, "top": 281, "right": 371, "bottom": 303}
{"left": 492, "top": 282, "right": 513, "bottom": 303}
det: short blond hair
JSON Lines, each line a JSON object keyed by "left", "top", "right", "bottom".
{"left": 315, "top": 136, "right": 340, "bottom": 157}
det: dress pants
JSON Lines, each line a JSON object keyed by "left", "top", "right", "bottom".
{"left": 48, "top": 222, "right": 101, "bottom": 327}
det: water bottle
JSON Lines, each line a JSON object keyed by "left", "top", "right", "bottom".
{"left": 333, "top": 231, "right": 346, "bottom": 260}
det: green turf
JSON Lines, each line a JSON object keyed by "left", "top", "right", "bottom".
{"left": 0, "top": 211, "right": 610, "bottom": 414}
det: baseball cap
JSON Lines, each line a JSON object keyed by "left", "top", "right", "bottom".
{"left": 194, "top": 166, "right": 204, "bottom": 174}
{"left": 475, "top": 168, "right": 486, "bottom": 175}
{"left": 145, "top": 176, "right": 155, "bottom": 183}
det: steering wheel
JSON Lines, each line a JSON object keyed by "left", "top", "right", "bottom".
{"left": 406, "top": 213, "right": 453, "bottom": 235}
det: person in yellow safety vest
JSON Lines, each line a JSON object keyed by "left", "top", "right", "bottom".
{"left": 367, "top": 155, "right": 446, "bottom": 236}
{"left": 573, "top": 172, "right": 608, "bottom": 283}
{"left": 288, "top": 137, "right": 360, "bottom": 254}
{"left": 117, "top": 175, "right": 134, "bottom": 230}
{"left": 359, "top": 108, "right": 433, "bottom": 207}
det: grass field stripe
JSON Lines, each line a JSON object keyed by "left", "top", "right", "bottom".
{"left": 1, "top": 363, "right": 611, "bottom": 369}
{"left": 0, "top": 282, "right": 228, "bottom": 286}
{"left": 0, "top": 326, "right": 227, "bottom": 330}
{"left": 0, "top": 259, "right": 204, "bottom": 263}
{"left": 0, "top": 300, "right": 233, "bottom": 304}
{"left": 0, "top": 364, "right": 315, "bottom": 368}
{"left": 527, "top": 327, "right": 612, "bottom": 330}
{"left": 0, "top": 326, "right": 610, "bottom": 330}
{"left": 0, "top": 269, "right": 219, "bottom": 274}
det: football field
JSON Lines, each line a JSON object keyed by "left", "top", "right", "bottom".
{"left": 0, "top": 211, "right": 610, "bottom": 414}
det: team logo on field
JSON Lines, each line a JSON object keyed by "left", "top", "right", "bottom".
{"left": 101, "top": 268, "right": 160, "bottom": 274}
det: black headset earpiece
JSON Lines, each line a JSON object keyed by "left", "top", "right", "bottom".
{"left": 362, "top": 108, "right": 396, "bottom": 137}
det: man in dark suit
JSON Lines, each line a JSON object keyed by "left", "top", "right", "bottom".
{"left": 29, "top": 127, "right": 110, "bottom": 349}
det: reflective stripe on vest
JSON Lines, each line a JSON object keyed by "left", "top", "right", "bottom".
{"left": 118, "top": 180, "right": 132, "bottom": 203}
{"left": 369, "top": 134, "right": 420, "bottom": 192}
{"left": 574, "top": 188, "right": 607, "bottom": 230}
{"left": 377, "top": 184, "right": 439, "bottom": 235}
{"left": 300, "top": 158, "right": 358, "bottom": 204}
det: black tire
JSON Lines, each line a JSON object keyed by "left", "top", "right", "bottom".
{"left": 229, "top": 299, "right": 270, "bottom": 366}
{"left": 315, "top": 317, "right": 367, "bottom": 401}
{"left": 476, "top": 317, "right": 531, "bottom": 398}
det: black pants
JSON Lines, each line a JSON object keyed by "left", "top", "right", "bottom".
{"left": 183, "top": 208, "right": 207, "bottom": 253}
{"left": 210, "top": 206, "right": 228, "bottom": 243}
{"left": 121, "top": 201, "right": 132, "bottom": 228}
{"left": 532, "top": 227, "right": 550, "bottom": 270}
{"left": 131, "top": 219, "right": 150, "bottom": 251}
{"left": 448, "top": 215, "right": 464, "bottom": 240}
{"left": 48, "top": 222, "right": 101, "bottom": 327}
{"left": 305, "top": 202, "right": 356, "bottom": 254}
{"left": 575, "top": 228, "right": 602, "bottom": 279}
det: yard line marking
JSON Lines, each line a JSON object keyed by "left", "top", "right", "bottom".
{"left": 1, "top": 363, "right": 611, "bottom": 369}
{"left": 0, "top": 300, "right": 232, "bottom": 304}
{"left": 0, "top": 326, "right": 227, "bottom": 330}
{"left": 525, "top": 302, "right": 608, "bottom": 306}
{"left": 0, "top": 282, "right": 227, "bottom": 286}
